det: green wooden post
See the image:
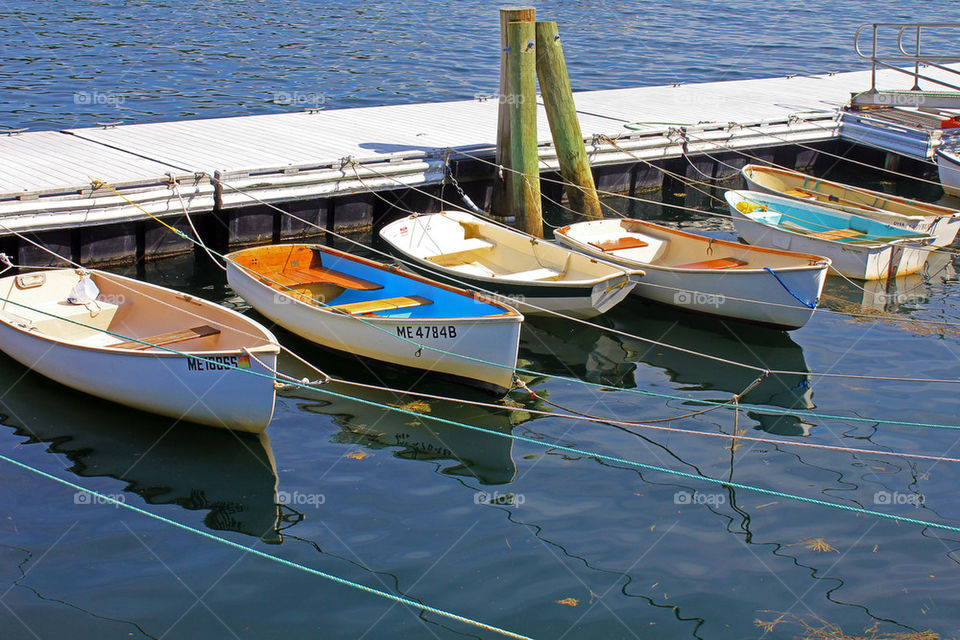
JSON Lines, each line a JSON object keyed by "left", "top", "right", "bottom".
{"left": 507, "top": 20, "right": 542, "bottom": 237}
{"left": 494, "top": 6, "right": 535, "bottom": 220}
{"left": 535, "top": 21, "right": 602, "bottom": 220}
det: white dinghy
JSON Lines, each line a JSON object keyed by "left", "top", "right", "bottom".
{"left": 0, "top": 268, "right": 280, "bottom": 433}
{"left": 379, "top": 211, "right": 638, "bottom": 318}
{"left": 554, "top": 218, "right": 830, "bottom": 330}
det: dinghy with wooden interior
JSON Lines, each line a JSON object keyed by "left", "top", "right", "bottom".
{"left": 0, "top": 268, "right": 280, "bottom": 432}
{"left": 726, "top": 190, "right": 935, "bottom": 280}
{"left": 554, "top": 218, "right": 830, "bottom": 330}
{"left": 742, "top": 164, "right": 960, "bottom": 247}
{"left": 225, "top": 244, "right": 522, "bottom": 394}
{"left": 379, "top": 211, "right": 638, "bottom": 318}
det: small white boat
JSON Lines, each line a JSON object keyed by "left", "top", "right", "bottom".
{"left": 378, "top": 211, "right": 638, "bottom": 319}
{"left": 726, "top": 190, "right": 935, "bottom": 281}
{"left": 0, "top": 268, "right": 280, "bottom": 432}
{"left": 742, "top": 164, "right": 960, "bottom": 247}
{"left": 937, "top": 148, "right": 960, "bottom": 198}
{"left": 554, "top": 218, "right": 830, "bottom": 330}
{"left": 225, "top": 244, "right": 523, "bottom": 394}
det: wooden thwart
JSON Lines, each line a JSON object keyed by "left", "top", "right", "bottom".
{"left": 264, "top": 267, "right": 382, "bottom": 291}
{"left": 110, "top": 325, "right": 221, "bottom": 350}
{"left": 807, "top": 228, "right": 864, "bottom": 241}
{"left": 588, "top": 237, "right": 649, "bottom": 252}
{"left": 677, "top": 257, "right": 749, "bottom": 270}
{"left": 331, "top": 295, "right": 433, "bottom": 315}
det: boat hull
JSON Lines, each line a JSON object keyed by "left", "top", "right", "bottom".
{"left": 0, "top": 319, "right": 277, "bottom": 433}
{"left": 726, "top": 192, "right": 932, "bottom": 280}
{"left": 743, "top": 164, "right": 960, "bottom": 248}
{"left": 937, "top": 149, "right": 960, "bottom": 199}
{"left": 226, "top": 260, "right": 521, "bottom": 394}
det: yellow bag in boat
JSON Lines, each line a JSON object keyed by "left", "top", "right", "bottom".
{"left": 736, "top": 201, "right": 768, "bottom": 214}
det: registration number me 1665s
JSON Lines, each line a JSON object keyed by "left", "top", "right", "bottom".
{"left": 396, "top": 325, "right": 457, "bottom": 339}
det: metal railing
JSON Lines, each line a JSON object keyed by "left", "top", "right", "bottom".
{"left": 854, "top": 23, "right": 960, "bottom": 94}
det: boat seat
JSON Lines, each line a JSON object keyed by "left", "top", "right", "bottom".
{"left": 499, "top": 267, "right": 562, "bottom": 281}
{"left": 588, "top": 236, "right": 649, "bottom": 252}
{"left": 331, "top": 296, "right": 433, "bottom": 315}
{"left": 108, "top": 325, "right": 221, "bottom": 350}
{"left": 783, "top": 188, "right": 817, "bottom": 199}
{"left": 262, "top": 267, "right": 382, "bottom": 291}
{"left": 807, "top": 228, "right": 863, "bottom": 241}
{"left": 423, "top": 237, "right": 495, "bottom": 262}
{"left": 676, "top": 257, "right": 749, "bottom": 270}
{"left": 17, "top": 299, "right": 121, "bottom": 339}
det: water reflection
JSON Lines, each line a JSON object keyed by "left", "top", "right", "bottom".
{"left": 822, "top": 250, "right": 956, "bottom": 312}
{"left": 0, "top": 354, "right": 283, "bottom": 542}
{"left": 282, "top": 376, "right": 548, "bottom": 485}
{"left": 523, "top": 298, "right": 813, "bottom": 420}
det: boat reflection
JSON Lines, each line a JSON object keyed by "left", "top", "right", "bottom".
{"left": 522, "top": 298, "right": 814, "bottom": 434}
{"left": 0, "top": 353, "right": 283, "bottom": 542}
{"left": 822, "top": 249, "right": 956, "bottom": 312}
{"left": 281, "top": 371, "right": 546, "bottom": 485}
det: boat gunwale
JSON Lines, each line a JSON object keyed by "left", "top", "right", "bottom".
{"left": 555, "top": 218, "right": 833, "bottom": 273}
{"left": 0, "top": 269, "right": 281, "bottom": 357}
{"left": 225, "top": 243, "right": 524, "bottom": 322}
{"left": 381, "top": 212, "right": 641, "bottom": 288}
{"left": 742, "top": 164, "right": 960, "bottom": 221}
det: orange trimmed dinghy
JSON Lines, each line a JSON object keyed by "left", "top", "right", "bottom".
{"left": 554, "top": 218, "right": 830, "bottom": 330}
{"left": 0, "top": 268, "right": 280, "bottom": 432}
{"left": 225, "top": 244, "right": 523, "bottom": 394}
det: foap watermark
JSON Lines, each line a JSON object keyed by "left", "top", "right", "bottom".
{"left": 474, "top": 93, "right": 526, "bottom": 105}
{"left": 274, "top": 291, "right": 322, "bottom": 305}
{"left": 74, "top": 90, "right": 126, "bottom": 107}
{"left": 673, "top": 290, "right": 725, "bottom": 308}
{"left": 473, "top": 290, "right": 525, "bottom": 307}
{"left": 273, "top": 91, "right": 327, "bottom": 108}
{"left": 674, "top": 491, "right": 725, "bottom": 506}
{"left": 874, "top": 490, "right": 922, "bottom": 508}
{"left": 474, "top": 491, "right": 525, "bottom": 507}
{"left": 278, "top": 490, "right": 326, "bottom": 507}
{"left": 871, "top": 292, "right": 925, "bottom": 306}
{"left": 74, "top": 490, "right": 125, "bottom": 507}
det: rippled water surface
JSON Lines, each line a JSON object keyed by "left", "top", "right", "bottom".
{"left": 2, "top": 2, "right": 960, "bottom": 639}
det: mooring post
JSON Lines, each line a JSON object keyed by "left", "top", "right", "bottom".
{"left": 494, "top": 6, "right": 536, "bottom": 220}
{"left": 507, "top": 20, "right": 543, "bottom": 237}
{"left": 535, "top": 21, "right": 602, "bottom": 220}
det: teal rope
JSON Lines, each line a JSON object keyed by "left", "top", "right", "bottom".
{"left": 0, "top": 452, "right": 534, "bottom": 640}
{"left": 0, "top": 295, "right": 957, "bottom": 545}
{"left": 302, "top": 385, "right": 960, "bottom": 535}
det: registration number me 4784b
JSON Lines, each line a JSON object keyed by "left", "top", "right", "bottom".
{"left": 396, "top": 325, "right": 457, "bottom": 339}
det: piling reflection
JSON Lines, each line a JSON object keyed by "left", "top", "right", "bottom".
{"left": 0, "top": 354, "right": 283, "bottom": 542}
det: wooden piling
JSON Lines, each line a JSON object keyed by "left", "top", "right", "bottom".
{"left": 535, "top": 21, "right": 602, "bottom": 220}
{"left": 494, "top": 6, "right": 536, "bottom": 219}
{"left": 506, "top": 20, "right": 542, "bottom": 237}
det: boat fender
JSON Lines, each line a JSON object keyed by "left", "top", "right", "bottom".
{"left": 941, "top": 116, "right": 960, "bottom": 129}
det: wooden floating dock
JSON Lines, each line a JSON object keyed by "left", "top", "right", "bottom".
{"left": 0, "top": 63, "right": 957, "bottom": 264}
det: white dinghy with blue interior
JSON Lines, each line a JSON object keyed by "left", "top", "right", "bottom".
{"left": 0, "top": 268, "right": 280, "bottom": 433}
{"left": 726, "top": 190, "right": 935, "bottom": 281}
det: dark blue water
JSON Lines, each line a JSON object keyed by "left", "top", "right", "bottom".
{"left": 2, "top": 2, "right": 960, "bottom": 639}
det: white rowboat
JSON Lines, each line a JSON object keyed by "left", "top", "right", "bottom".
{"left": 379, "top": 211, "right": 638, "bottom": 319}
{"left": 554, "top": 218, "right": 830, "bottom": 330}
{"left": 742, "top": 164, "right": 960, "bottom": 247}
{"left": 225, "top": 244, "right": 522, "bottom": 395}
{"left": 0, "top": 269, "right": 280, "bottom": 432}
{"left": 726, "top": 190, "right": 935, "bottom": 281}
